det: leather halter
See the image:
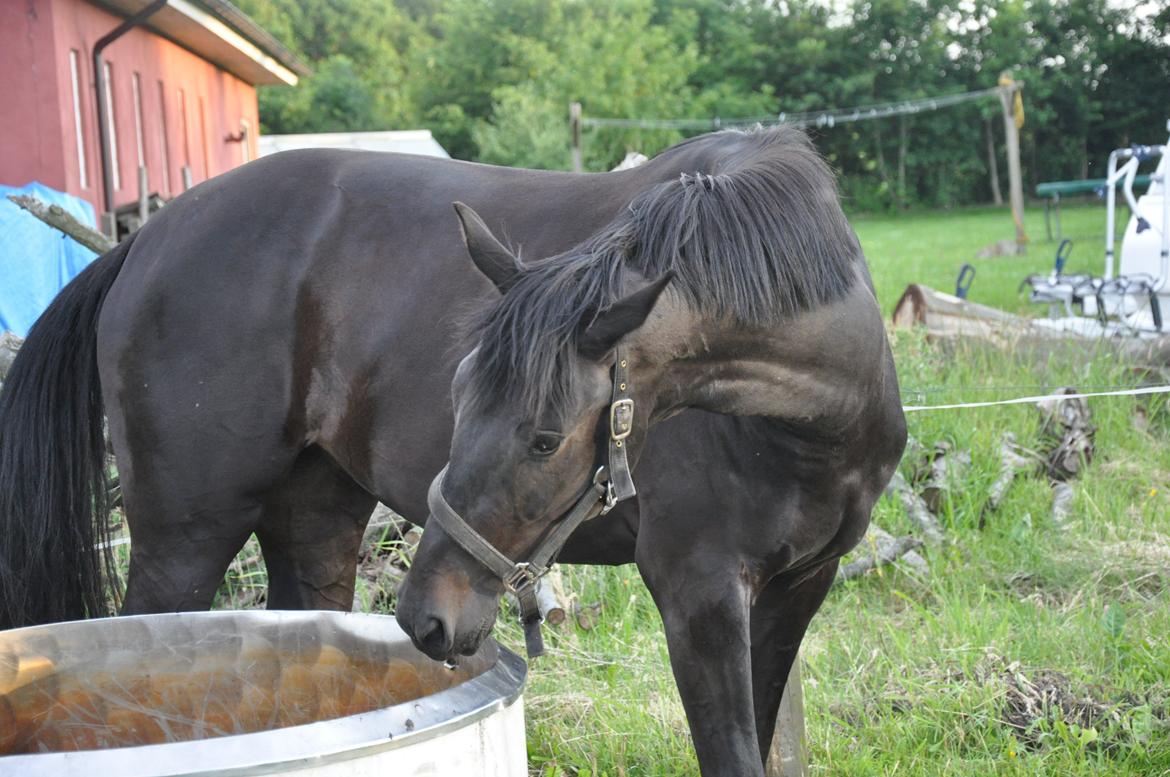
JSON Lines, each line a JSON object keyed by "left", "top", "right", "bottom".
{"left": 426, "top": 345, "right": 638, "bottom": 658}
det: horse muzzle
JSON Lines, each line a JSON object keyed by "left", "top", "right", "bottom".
{"left": 396, "top": 545, "right": 500, "bottom": 662}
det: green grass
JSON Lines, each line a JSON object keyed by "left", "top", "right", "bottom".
{"left": 496, "top": 202, "right": 1170, "bottom": 776}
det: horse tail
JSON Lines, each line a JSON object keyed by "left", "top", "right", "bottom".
{"left": 0, "top": 233, "right": 136, "bottom": 629}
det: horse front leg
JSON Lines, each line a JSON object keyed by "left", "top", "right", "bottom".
{"left": 750, "top": 559, "right": 838, "bottom": 768}
{"left": 637, "top": 546, "right": 763, "bottom": 777}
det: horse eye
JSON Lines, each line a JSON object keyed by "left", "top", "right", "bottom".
{"left": 530, "top": 432, "right": 562, "bottom": 457}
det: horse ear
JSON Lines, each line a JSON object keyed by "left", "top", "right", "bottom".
{"left": 453, "top": 202, "right": 521, "bottom": 293}
{"left": 577, "top": 273, "right": 674, "bottom": 361}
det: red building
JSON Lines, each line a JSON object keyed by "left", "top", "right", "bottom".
{"left": 1, "top": 0, "right": 307, "bottom": 230}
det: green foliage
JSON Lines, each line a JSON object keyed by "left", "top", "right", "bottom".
{"left": 236, "top": 0, "right": 1170, "bottom": 208}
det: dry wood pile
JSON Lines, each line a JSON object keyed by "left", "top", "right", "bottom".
{"left": 841, "top": 388, "right": 1097, "bottom": 581}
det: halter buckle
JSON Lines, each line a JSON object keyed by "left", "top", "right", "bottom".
{"left": 600, "top": 479, "right": 618, "bottom": 514}
{"left": 610, "top": 398, "right": 634, "bottom": 441}
{"left": 503, "top": 562, "right": 540, "bottom": 594}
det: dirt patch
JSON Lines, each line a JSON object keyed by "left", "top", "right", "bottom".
{"left": 974, "top": 653, "right": 1169, "bottom": 753}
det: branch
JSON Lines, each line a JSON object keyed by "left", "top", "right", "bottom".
{"left": 7, "top": 194, "right": 114, "bottom": 254}
{"left": 838, "top": 526, "right": 925, "bottom": 581}
{"left": 980, "top": 432, "right": 1035, "bottom": 525}
{"left": 886, "top": 471, "right": 946, "bottom": 544}
{"left": 1050, "top": 482, "right": 1074, "bottom": 529}
{"left": 0, "top": 331, "right": 21, "bottom": 381}
{"left": 919, "top": 441, "right": 971, "bottom": 514}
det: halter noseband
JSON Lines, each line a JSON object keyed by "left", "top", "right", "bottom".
{"left": 425, "top": 346, "right": 638, "bottom": 658}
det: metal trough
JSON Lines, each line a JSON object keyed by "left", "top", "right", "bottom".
{"left": 0, "top": 611, "right": 527, "bottom": 776}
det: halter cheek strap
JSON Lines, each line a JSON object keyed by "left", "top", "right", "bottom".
{"left": 607, "top": 347, "right": 637, "bottom": 501}
{"left": 424, "top": 345, "right": 638, "bottom": 659}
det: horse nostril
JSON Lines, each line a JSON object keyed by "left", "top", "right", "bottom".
{"left": 417, "top": 616, "right": 451, "bottom": 658}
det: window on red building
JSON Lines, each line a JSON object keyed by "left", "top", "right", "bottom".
{"left": 102, "top": 61, "right": 121, "bottom": 191}
{"left": 199, "top": 96, "right": 210, "bottom": 179}
{"left": 132, "top": 72, "right": 145, "bottom": 175}
{"left": 157, "top": 80, "right": 171, "bottom": 197}
{"left": 68, "top": 50, "right": 88, "bottom": 189}
{"left": 178, "top": 88, "right": 190, "bottom": 176}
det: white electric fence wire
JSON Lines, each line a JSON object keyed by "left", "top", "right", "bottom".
{"left": 582, "top": 87, "right": 1005, "bottom": 131}
{"left": 902, "top": 384, "right": 1170, "bottom": 412}
{"left": 92, "top": 384, "right": 1170, "bottom": 550}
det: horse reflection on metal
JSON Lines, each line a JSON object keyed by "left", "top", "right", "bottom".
{"left": 0, "top": 611, "right": 527, "bottom": 776}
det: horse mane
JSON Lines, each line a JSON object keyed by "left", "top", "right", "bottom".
{"left": 469, "top": 125, "right": 862, "bottom": 420}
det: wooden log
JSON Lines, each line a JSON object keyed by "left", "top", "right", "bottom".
{"left": 1050, "top": 482, "right": 1075, "bottom": 529}
{"left": 886, "top": 471, "right": 946, "bottom": 545}
{"left": 980, "top": 432, "right": 1034, "bottom": 524}
{"left": 893, "top": 284, "right": 1047, "bottom": 340}
{"left": 536, "top": 569, "right": 567, "bottom": 626}
{"left": 1037, "top": 388, "right": 1095, "bottom": 481}
{"left": 918, "top": 441, "right": 971, "bottom": 515}
{"left": 891, "top": 284, "right": 1170, "bottom": 365}
{"left": 6, "top": 194, "right": 115, "bottom": 254}
{"left": 765, "top": 660, "right": 808, "bottom": 777}
{"left": 838, "top": 528, "right": 926, "bottom": 581}
{"left": 0, "top": 332, "right": 22, "bottom": 381}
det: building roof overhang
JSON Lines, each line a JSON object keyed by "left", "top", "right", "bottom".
{"left": 92, "top": 0, "right": 310, "bottom": 86}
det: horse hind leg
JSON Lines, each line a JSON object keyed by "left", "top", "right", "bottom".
{"left": 112, "top": 406, "right": 303, "bottom": 615}
{"left": 120, "top": 482, "right": 263, "bottom": 615}
{"left": 749, "top": 560, "right": 839, "bottom": 770}
{"left": 255, "top": 446, "right": 377, "bottom": 611}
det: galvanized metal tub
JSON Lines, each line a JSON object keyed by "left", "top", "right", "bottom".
{"left": 0, "top": 610, "right": 527, "bottom": 776}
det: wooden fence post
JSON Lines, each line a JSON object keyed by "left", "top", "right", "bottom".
{"left": 999, "top": 73, "right": 1027, "bottom": 253}
{"left": 765, "top": 658, "right": 809, "bottom": 777}
{"left": 569, "top": 102, "right": 583, "bottom": 173}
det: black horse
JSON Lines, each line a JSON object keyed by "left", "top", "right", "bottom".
{"left": 0, "top": 126, "right": 905, "bottom": 775}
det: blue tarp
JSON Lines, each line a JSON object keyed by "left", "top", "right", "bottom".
{"left": 0, "top": 182, "right": 100, "bottom": 337}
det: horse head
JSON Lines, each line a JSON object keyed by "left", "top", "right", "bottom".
{"left": 396, "top": 202, "right": 672, "bottom": 661}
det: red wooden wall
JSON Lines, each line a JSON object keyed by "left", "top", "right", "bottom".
{"left": 1, "top": 0, "right": 261, "bottom": 215}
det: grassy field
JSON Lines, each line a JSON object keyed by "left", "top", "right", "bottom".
{"left": 202, "top": 202, "right": 1169, "bottom": 775}
{"left": 479, "top": 202, "right": 1170, "bottom": 776}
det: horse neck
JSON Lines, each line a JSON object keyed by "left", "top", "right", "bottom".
{"left": 633, "top": 266, "right": 888, "bottom": 434}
